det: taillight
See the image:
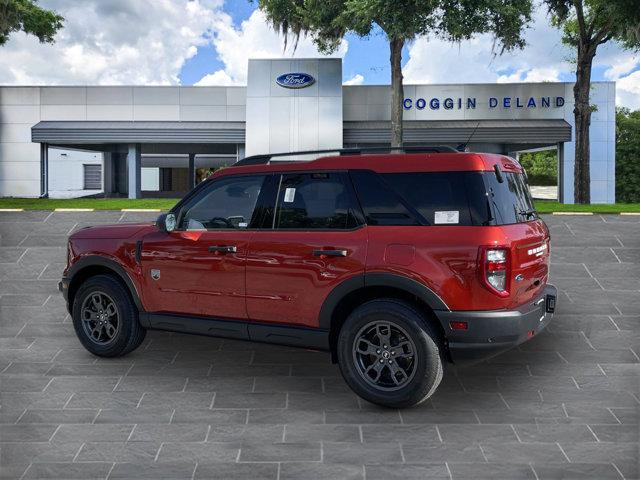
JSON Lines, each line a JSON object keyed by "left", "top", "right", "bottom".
{"left": 481, "top": 247, "right": 510, "bottom": 297}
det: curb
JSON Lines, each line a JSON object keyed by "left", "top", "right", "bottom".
{"left": 551, "top": 212, "right": 594, "bottom": 215}
{"left": 121, "top": 209, "right": 162, "bottom": 212}
{"left": 0, "top": 208, "right": 24, "bottom": 212}
{"left": 54, "top": 208, "right": 95, "bottom": 212}
{"left": 620, "top": 212, "right": 640, "bottom": 216}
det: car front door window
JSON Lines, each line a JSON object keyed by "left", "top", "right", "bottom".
{"left": 179, "top": 175, "right": 266, "bottom": 230}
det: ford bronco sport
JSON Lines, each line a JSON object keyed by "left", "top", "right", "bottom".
{"left": 60, "top": 148, "right": 556, "bottom": 408}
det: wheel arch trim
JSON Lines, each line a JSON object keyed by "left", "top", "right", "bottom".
{"left": 318, "top": 273, "right": 449, "bottom": 330}
{"left": 66, "top": 256, "right": 145, "bottom": 313}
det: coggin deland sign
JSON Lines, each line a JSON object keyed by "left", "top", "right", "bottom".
{"left": 275, "top": 71, "right": 567, "bottom": 112}
{"left": 403, "top": 95, "right": 565, "bottom": 110}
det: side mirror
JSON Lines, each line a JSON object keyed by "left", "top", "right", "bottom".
{"left": 156, "top": 213, "right": 176, "bottom": 233}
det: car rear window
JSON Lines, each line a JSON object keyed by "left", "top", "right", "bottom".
{"left": 483, "top": 171, "right": 538, "bottom": 225}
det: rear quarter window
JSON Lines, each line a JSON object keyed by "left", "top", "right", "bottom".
{"left": 350, "top": 170, "right": 490, "bottom": 226}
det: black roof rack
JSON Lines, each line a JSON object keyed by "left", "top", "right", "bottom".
{"left": 234, "top": 145, "right": 459, "bottom": 166}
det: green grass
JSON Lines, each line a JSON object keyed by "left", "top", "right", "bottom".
{"left": 534, "top": 201, "right": 640, "bottom": 213}
{"left": 1, "top": 197, "right": 639, "bottom": 214}
{"left": 0, "top": 198, "right": 179, "bottom": 211}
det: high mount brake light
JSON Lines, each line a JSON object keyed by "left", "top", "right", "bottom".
{"left": 481, "top": 247, "right": 510, "bottom": 297}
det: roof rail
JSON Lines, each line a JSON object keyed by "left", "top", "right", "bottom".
{"left": 234, "top": 145, "right": 459, "bottom": 166}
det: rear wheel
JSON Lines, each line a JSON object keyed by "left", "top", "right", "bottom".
{"left": 72, "top": 275, "right": 146, "bottom": 357}
{"left": 337, "top": 299, "right": 443, "bottom": 408}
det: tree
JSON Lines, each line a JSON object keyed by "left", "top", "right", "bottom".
{"left": 258, "top": 0, "right": 532, "bottom": 148}
{"left": 544, "top": 0, "right": 640, "bottom": 204}
{"left": 0, "top": 0, "right": 64, "bottom": 46}
{"left": 615, "top": 107, "right": 640, "bottom": 203}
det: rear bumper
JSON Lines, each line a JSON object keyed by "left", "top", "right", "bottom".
{"left": 436, "top": 284, "right": 557, "bottom": 365}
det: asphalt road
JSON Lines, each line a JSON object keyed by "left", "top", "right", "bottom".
{"left": 0, "top": 211, "right": 638, "bottom": 479}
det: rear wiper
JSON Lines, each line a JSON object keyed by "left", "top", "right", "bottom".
{"left": 519, "top": 209, "right": 537, "bottom": 219}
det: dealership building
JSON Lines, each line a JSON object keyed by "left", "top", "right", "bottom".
{"left": 0, "top": 58, "right": 616, "bottom": 203}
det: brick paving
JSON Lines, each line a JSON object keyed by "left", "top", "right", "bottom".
{"left": 0, "top": 211, "right": 638, "bottom": 479}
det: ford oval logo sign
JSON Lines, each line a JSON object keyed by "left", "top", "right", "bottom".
{"left": 276, "top": 73, "right": 315, "bottom": 89}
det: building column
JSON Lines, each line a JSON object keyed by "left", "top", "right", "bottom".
{"left": 557, "top": 142, "right": 565, "bottom": 204}
{"left": 188, "top": 153, "right": 196, "bottom": 189}
{"left": 40, "top": 143, "right": 49, "bottom": 198}
{"left": 127, "top": 143, "right": 141, "bottom": 199}
{"left": 237, "top": 144, "right": 246, "bottom": 161}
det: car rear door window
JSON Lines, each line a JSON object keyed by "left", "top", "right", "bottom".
{"left": 274, "top": 172, "right": 361, "bottom": 229}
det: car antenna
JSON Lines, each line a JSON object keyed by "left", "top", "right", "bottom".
{"left": 457, "top": 122, "right": 480, "bottom": 152}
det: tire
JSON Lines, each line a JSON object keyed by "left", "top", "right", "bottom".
{"left": 337, "top": 298, "right": 443, "bottom": 408}
{"left": 72, "top": 274, "right": 146, "bottom": 357}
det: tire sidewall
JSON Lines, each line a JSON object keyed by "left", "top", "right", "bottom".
{"left": 72, "top": 275, "right": 137, "bottom": 357}
{"left": 337, "top": 300, "right": 442, "bottom": 408}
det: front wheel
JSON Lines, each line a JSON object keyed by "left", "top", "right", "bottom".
{"left": 72, "top": 274, "right": 146, "bottom": 357}
{"left": 337, "top": 299, "right": 443, "bottom": 408}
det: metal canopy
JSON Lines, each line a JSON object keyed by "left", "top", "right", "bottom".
{"left": 344, "top": 119, "right": 572, "bottom": 144}
{"left": 32, "top": 119, "right": 571, "bottom": 146}
{"left": 32, "top": 121, "right": 246, "bottom": 144}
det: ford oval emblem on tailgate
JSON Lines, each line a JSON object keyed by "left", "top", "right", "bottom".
{"left": 276, "top": 73, "right": 315, "bottom": 89}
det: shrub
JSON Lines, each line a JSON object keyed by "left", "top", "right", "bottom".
{"left": 616, "top": 108, "right": 640, "bottom": 203}
{"left": 519, "top": 150, "right": 558, "bottom": 186}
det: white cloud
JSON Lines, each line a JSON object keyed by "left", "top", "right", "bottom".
{"left": 343, "top": 74, "right": 364, "bottom": 85}
{"left": 196, "top": 9, "right": 348, "bottom": 86}
{"left": 604, "top": 54, "right": 639, "bottom": 81}
{"left": 616, "top": 70, "right": 640, "bottom": 110}
{"left": 403, "top": 9, "right": 572, "bottom": 85}
{"left": 497, "top": 67, "right": 561, "bottom": 83}
{"left": 0, "top": 0, "right": 224, "bottom": 85}
{"left": 195, "top": 70, "right": 237, "bottom": 86}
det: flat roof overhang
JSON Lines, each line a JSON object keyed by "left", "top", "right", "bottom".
{"left": 31, "top": 121, "right": 246, "bottom": 144}
{"left": 344, "top": 119, "right": 572, "bottom": 144}
{"left": 32, "top": 119, "right": 571, "bottom": 147}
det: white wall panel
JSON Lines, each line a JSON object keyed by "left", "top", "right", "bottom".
{"left": 0, "top": 105, "right": 40, "bottom": 124}
{"left": 41, "top": 105, "right": 86, "bottom": 120}
{"left": 180, "top": 87, "right": 227, "bottom": 105}
{"left": 86, "top": 87, "right": 133, "bottom": 105}
{"left": 180, "top": 105, "right": 227, "bottom": 121}
{"left": 41, "top": 87, "right": 86, "bottom": 105}
{"left": 86, "top": 105, "right": 134, "bottom": 121}
{"left": 0, "top": 87, "right": 40, "bottom": 105}
{"left": 133, "top": 87, "right": 179, "bottom": 105}
{"left": 133, "top": 105, "right": 180, "bottom": 121}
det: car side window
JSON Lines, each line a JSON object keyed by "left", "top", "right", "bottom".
{"left": 179, "top": 175, "right": 266, "bottom": 230}
{"left": 274, "top": 172, "right": 360, "bottom": 229}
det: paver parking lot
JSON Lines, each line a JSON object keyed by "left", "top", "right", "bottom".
{"left": 0, "top": 211, "right": 638, "bottom": 479}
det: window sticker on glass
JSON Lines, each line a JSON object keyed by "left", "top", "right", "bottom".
{"left": 283, "top": 187, "right": 296, "bottom": 203}
{"left": 434, "top": 211, "right": 459, "bottom": 224}
{"left": 238, "top": 222, "right": 248, "bottom": 228}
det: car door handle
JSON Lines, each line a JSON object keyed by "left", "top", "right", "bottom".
{"left": 208, "top": 245, "right": 237, "bottom": 254}
{"left": 313, "top": 249, "right": 348, "bottom": 257}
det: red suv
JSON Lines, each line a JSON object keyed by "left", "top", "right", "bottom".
{"left": 60, "top": 148, "right": 556, "bottom": 408}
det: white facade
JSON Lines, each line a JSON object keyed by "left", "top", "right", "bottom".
{"left": 0, "top": 59, "right": 616, "bottom": 203}
{"left": 245, "top": 58, "right": 343, "bottom": 156}
{"left": 48, "top": 148, "right": 103, "bottom": 198}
